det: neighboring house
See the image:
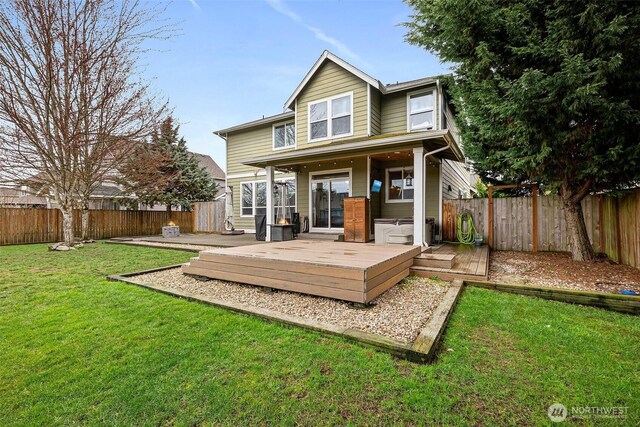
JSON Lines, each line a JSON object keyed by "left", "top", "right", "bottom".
{"left": 192, "top": 152, "right": 226, "bottom": 198}
{"left": 216, "top": 50, "right": 475, "bottom": 243}
{"left": 8, "top": 152, "right": 224, "bottom": 211}
{"left": 0, "top": 186, "right": 47, "bottom": 208}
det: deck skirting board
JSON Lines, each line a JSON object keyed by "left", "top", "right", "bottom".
{"left": 184, "top": 241, "right": 421, "bottom": 303}
{"left": 182, "top": 264, "right": 366, "bottom": 302}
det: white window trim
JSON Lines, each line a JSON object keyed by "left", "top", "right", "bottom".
{"left": 240, "top": 178, "right": 297, "bottom": 217}
{"left": 385, "top": 166, "right": 414, "bottom": 204}
{"left": 308, "top": 168, "right": 352, "bottom": 233}
{"left": 272, "top": 121, "right": 296, "bottom": 151}
{"left": 406, "top": 89, "right": 435, "bottom": 132}
{"left": 308, "top": 91, "right": 354, "bottom": 143}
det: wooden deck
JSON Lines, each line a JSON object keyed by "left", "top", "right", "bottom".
{"left": 182, "top": 240, "right": 422, "bottom": 303}
{"left": 410, "top": 243, "right": 489, "bottom": 281}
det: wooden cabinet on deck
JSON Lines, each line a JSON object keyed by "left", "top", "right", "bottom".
{"left": 343, "top": 197, "right": 370, "bottom": 243}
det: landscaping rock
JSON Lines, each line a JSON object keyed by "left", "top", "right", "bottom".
{"left": 130, "top": 269, "right": 450, "bottom": 343}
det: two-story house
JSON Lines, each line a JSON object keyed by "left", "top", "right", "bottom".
{"left": 216, "top": 50, "right": 474, "bottom": 244}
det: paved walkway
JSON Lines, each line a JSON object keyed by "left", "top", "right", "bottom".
{"left": 112, "top": 232, "right": 341, "bottom": 248}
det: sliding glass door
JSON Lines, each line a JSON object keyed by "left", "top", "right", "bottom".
{"left": 311, "top": 171, "right": 350, "bottom": 231}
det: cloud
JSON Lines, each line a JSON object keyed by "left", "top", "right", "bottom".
{"left": 188, "top": 0, "right": 200, "bottom": 11}
{"left": 265, "top": 0, "right": 364, "bottom": 65}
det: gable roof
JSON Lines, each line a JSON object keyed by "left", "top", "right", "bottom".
{"left": 284, "top": 50, "right": 446, "bottom": 110}
{"left": 284, "top": 50, "right": 382, "bottom": 110}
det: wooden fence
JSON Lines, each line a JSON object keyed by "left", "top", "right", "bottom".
{"left": 443, "top": 189, "right": 640, "bottom": 268}
{"left": 192, "top": 200, "right": 225, "bottom": 233}
{"left": 0, "top": 208, "right": 193, "bottom": 246}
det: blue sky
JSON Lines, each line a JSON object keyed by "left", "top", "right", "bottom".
{"left": 145, "top": 0, "right": 449, "bottom": 170}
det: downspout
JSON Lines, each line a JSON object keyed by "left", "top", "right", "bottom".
{"left": 418, "top": 78, "right": 450, "bottom": 246}
{"left": 421, "top": 141, "right": 451, "bottom": 247}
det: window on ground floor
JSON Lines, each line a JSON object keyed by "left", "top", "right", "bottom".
{"left": 386, "top": 167, "right": 414, "bottom": 203}
{"left": 240, "top": 178, "right": 296, "bottom": 216}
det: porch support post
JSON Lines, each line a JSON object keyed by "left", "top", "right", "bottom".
{"left": 265, "top": 165, "right": 274, "bottom": 242}
{"left": 412, "top": 147, "right": 425, "bottom": 246}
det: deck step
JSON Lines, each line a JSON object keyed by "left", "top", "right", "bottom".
{"left": 412, "top": 253, "right": 456, "bottom": 269}
{"left": 409, "top": 266, "right": 483, "bottom": 282}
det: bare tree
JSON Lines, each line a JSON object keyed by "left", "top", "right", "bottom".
{"left": 0, "top": 0, "right": 171, "bottom": 245}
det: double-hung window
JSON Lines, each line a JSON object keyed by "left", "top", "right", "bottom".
{"left": 408, "top": 91, "right": 434, "bottom": 131}
{"left": 309, "top": 92, "right": 352, "bottom": 141}
{"left": 273, "top": 122, "right": 295, "bottom": 149}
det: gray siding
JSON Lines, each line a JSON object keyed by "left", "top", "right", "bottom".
{"left": 442, "top": 160, "right": 471, "bottom": 199}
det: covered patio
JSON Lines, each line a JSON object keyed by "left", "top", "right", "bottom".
{"left": 240, "top": 129, "right": 462, "bottom": 245}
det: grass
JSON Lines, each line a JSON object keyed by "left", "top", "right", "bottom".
{"left": 0, "top": 242, "right": 638, "bottom": 426}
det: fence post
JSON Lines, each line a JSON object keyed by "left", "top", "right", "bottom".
{"left": 488, "top": 186, "right": 493, "bottom": 249}
{"left": 532, "top": 185, "right": 538, "bottom": 252}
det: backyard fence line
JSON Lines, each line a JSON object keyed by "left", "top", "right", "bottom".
{"left": 192, "top": 200, "right": 225, "bottom": 233}
{"left": 0, "top": 208, "right": 193, "bottom": 246}
{"left": 442, "top": 189, "right": 640, "bottom": 268}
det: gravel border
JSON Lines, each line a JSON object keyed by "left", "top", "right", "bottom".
{"left": 128, "top": 268, "right": 450, "bottom": 343}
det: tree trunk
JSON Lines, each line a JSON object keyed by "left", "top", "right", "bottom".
{"left": 166, "top": 203, "right": 172, "bottom": 221}
{"left": 60, "top": 206, "right": 74, "bottom": 246}
{"left": 81, "top": 206, "right": 89, "bottom": 240}
{"left": 560, "top": 194, "right": 595, "bottom": 261}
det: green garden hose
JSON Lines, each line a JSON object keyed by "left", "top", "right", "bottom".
{"left": 457, "top": 209, "right": 477, "bottom": 245}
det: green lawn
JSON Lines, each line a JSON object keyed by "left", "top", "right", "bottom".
{"left": 0, "top": 243, "right": 638, "bottom": 426}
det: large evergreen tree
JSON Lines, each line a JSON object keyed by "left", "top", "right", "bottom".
{"left": 119, "top": 117, "right": 217, "bottom": 213}
{"left": 405, "top": 0, "right": 640, "bottom": 260}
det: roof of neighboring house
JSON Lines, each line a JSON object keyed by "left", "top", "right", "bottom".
{"left": 91, "top": 184, "right": 123, "bottom": 198}
{"left": 192, "top": 152, "right": 225, "bottom": 180}
{"left": 0, "top": 187, "right": 47, "bottom": 205}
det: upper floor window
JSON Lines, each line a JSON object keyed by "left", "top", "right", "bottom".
{"left": 407, "top": 91, "right": 434, "bottom": 131}
{"left": 309, "top": 92, "right": 352, "bottom": 141}
{"left": 273, "top": 122, "right": 295, "bottom": 150}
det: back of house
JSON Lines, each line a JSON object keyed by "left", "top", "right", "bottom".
{"left": 217, "top": 50, "right": 475, "bottom": 243}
